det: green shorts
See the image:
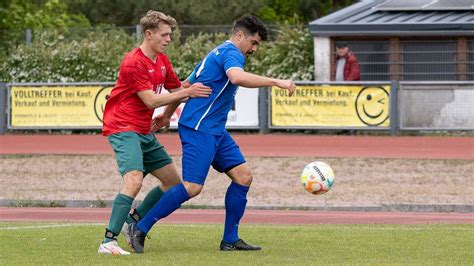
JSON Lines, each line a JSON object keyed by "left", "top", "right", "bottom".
{"left": 108, "top": 131, "right": 172, "bottom": 176}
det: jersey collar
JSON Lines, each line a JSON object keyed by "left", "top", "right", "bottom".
{"left": 226, "top": 40, "right": 245, "bottom": 57}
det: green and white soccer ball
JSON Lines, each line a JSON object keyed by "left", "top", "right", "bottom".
{"left": 300, "top": 161, "right": 335, "bottom": 195}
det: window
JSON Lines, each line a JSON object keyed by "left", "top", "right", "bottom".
{"left": 334, "top": 40, "right": 390, "bottom": 81}
{"left": 401, "top": 40, "right": 457, "bottom": 81}
{"left": 468, "top": 39, "right": 474, "bottom": 80}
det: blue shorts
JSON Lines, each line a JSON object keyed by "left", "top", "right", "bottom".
{"left": 178, "top": 124, "right": 246, "bottom": 185}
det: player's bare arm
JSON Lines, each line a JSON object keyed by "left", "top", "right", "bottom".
{"left": 226, "top": 68, "right": 296, "bottom": 96}
{"left": 160, "top": 82, "right": 192, "bottom": 118}
{"left": 149, "top": 81, "right": 208, "bottom": 132}
{"left": 137, "top": 82, "right": 211, "bottom": 109}
{"left": 150, "top": 88, "right": 181, "bottom": 133}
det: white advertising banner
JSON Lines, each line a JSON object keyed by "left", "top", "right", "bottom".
{"left": 153, "top": 86, "right": 259, "bottom": 128}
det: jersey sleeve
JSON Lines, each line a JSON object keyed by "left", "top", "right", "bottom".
{"left": 186, "top": 61, "right": 201, "bottom": 84}
{"left": 162, "top": 55, "right": 182, "bottom": 91}
{"left": 187, "top": 68, "right": 197, "bottom": 84}
{"left": 126, "top": 62, "right": 153, "bottom": 93}
{"left": 223, "top": 49, "right": 244, "bottom": 73}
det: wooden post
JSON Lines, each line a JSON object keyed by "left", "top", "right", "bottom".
{"left": 457, "top": 37, "right": 468, "bottom": 81}
{"left": 389, "top": 37, "right": 401, "bottom": 81}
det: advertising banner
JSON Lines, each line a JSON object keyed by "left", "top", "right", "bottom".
{"left": 271, "top": 85, "right": 390, "bottom": 128}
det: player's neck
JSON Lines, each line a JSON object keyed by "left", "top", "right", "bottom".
{"left": 139, "top": 44, "right": 157, "bottom": 63}
{"left": 228, "top": 37, "right": 245, "bottom": 56}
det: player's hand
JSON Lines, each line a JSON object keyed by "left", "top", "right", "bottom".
{"left": 151, "top": 113, "right": 170, "bottom": 133}
{"left": 181, "top": 79, "right": 192, "bottom": 89}
{"left": 186, "top": 82, "right": 212, "bottom": 98}
{"left": 276, "top": 79, "right": 296, "bottom": 97}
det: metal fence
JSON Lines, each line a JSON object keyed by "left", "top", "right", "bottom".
{"left": 1, "top": 81, "right": 474, "bottom": 134}
{"left": 1, "top": 24, "right": 283, "bottom": 48}
{"left": 0, "top": 82, "right": 6, "bottom": 134}
{"left": 468, "top": 39, "right": 474, "bottom": 81}
{"left": 401, "top": 40, "right": 458, "bottom": 81}
{"left": 335, "top": 39, "right": 473, "bottom": 81}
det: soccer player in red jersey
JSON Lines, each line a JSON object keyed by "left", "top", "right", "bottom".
{"left": 98, "top": 10, "right": 211, "bottom": 255}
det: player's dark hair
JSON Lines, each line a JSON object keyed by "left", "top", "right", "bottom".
{"left": 232, "top": 15, "right": 268, "bottom": 41}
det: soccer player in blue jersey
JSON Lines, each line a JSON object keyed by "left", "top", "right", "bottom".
{"left": 129, "top": 15, "right": 296, "bottom": 253}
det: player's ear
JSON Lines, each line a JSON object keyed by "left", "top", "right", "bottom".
{"left": 236, "top": 31, "right": 244, "bottom": 41}
{"left": 144, "top": 29, "right": 153, "bottom": 40}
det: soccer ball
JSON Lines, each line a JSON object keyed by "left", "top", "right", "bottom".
{"left": 300, "top": 161, "right": 335, "bottom": 195}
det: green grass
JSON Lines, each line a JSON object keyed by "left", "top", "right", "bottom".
{"left": 0, "top": 222, "right": 473, "bottom": 265}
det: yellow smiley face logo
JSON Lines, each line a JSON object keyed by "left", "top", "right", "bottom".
{"left": 94, "top": 87, "right": 113, "bottom": 123}
{"left": 355, "top": 86, "right": 389, "bottom": 126}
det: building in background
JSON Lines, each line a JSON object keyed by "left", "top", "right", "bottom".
{"left": 309, "top": 0, "right": 474, "bottom": 81}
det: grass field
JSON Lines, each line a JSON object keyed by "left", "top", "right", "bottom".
{"left": 0, "top": 222, "right": 473, "bottom": 265}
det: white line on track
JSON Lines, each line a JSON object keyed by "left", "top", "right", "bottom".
{"left": 160, "top": 224, "right": 474, "bottom": 231}
{"left": 0, "top": 223, "right": 104, "bottom": 230}
{"left": 0, "top": 223, "right": 472, "bottom": 231}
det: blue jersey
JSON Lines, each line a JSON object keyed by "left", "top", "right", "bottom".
{"left": 178, "top": 41, "right": 245, "bottom": 135}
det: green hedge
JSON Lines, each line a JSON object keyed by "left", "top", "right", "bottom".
{"left": 0, "top": 24, "right": 314, "bottom": 83}
{"left": 247, "top": 24, "right": 314, "bottom": 80}
{"left": 0, "top": 28, "right": 135, "bottom": 82}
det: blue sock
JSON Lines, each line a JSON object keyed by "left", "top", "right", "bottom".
{"left": 137, "top": 183, "right": 190, "bottom": 234}
{"left": 223, "top": 182, "right": 249, "bottom": 243}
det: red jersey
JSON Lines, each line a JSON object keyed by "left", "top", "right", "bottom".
{"left": 102, "top": 48, "right": 181, "bottom": 136}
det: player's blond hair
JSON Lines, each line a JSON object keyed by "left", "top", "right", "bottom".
{"left": 140, "top": 10, "right": 177, "bottom": 34}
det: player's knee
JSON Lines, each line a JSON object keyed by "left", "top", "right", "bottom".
{"left": 236, "top": 170, "right": 253, "bottom": 186}
{"left": 242, "top": 172, "right": 253, "bottom": 186}
{"left": 183, "top": 182, "right": 203, "bottom": 198}
{"left": 126, "top": 180, "right": 142, "bottom": 195}
{"left": 124, "top": 171, "right": 143, "bottom": 195}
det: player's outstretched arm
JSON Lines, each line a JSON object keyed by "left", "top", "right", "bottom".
{"left": 137, "top": 82, "right": 211, "bottom": 109}
{"left": 227, "top": 68, "right": 296, "bottom": 96}
{"left": 161, "top": 77, "right": 194, "bottom": 115}
{"left": 149, "top": 78, "right": 199, "bottom": 132}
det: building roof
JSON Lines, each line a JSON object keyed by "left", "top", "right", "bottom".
{"left": 309, "top": 0, "right": 474, "bottom": 36}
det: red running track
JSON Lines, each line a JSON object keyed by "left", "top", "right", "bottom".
{"left": 0, "top": 208, "right": 472, "bottom": 225}
{"left": 0, "top": 134, "right": 473, "bottom": 159}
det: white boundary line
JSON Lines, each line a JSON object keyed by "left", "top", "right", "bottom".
{"left": 0, "top": 223, "right": 103, "bottom": 230}
{"left": 1, "top": 223, "right": 472, "bottom": 231}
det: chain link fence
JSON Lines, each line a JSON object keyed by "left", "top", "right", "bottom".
{"left": 1, "top": 24, "right": 282, "bottom": 48}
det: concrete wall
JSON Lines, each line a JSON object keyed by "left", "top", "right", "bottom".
{"left": 400, "top": 85, "right": 474, "bottom": 129}
{"left": 313, "top": 36, "right": 331, "bottom": 81}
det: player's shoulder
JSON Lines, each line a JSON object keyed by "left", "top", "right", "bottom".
{"left": 158, "top": 53, "right": 172, "bottom": 65}
{"left": 122, "top": 48, "right": 148, "bottom": 69}
{"left": 218, "top": 41, "right": 241, "bottom": 54}
{"left": 158, "top": 52, "right": 170, "bottom": 60}
{"left": 210, "top": 41, "right": 243, "bottom": 62}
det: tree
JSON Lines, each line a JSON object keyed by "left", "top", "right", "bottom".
{"left": 66, "top": 0, "right": 266, "bottom": 26}
{"left": 257, "top": 0, "right": 357, "bottom": 24}
{"left": 65, "top": 0, "right": 357, "bottom": 26}
{"left": 0, "top": 0, "right": 90, "bottom": 54}
{"left": 64, "top": 0, "right": 138, "bottom": 26}
{"left": 0, "top": 0, "right": 89, "bottom": 29}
